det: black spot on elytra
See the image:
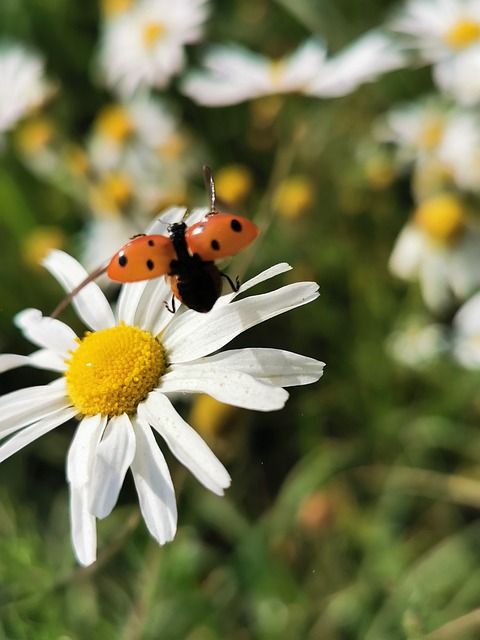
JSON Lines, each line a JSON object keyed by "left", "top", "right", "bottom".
{"left": 211, "top": 239, "right": 220, "bottom": 251}
{"left": 146, "top": 259, "right": 154, "bottom": 270}
{"left": 119, "top": 254, "right": 127, "bottom": 267}
{"left": 231, "top": 219, "right": 242, "bottom": 232}
{"left": 148, "top": 239, "right": 155, "bottom": 246}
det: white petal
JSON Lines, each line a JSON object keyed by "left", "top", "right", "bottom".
{"left": 145, "top": 206, "right": 188, "bottom": 234}
{"left": 138, "top": 392, "right": 231, "bottom": 495}
{"left": 14, "top": 308, "right": 77, "bottom": 356}
{"left": 70, "top": 484, "right": 97, "bottom": 567}
{"left": 217, "top": 263, "right": 293, "bottom": 306}
{"left": 67, "top": 414, "right": 108, "bottom": 487}
{"left": 116, "top": 281, "right": 150, "bottom": 327}
{"left": 0, "top": 381, "right": 71, "bottom": 439}
{"left": 29, "top": 349, "right": 69, "bottom": 372}
{"left": 0, "top": 407, "right": 77, "bottom": 463}
{"left": 88, "top": 414, "right": 136, "bottom": 519}
{"left": 42, "top": 250, "right": 115, "bottom": 331}
{"left": 0, "top": 354, "right": 32, "bottom": 373}
{"left": 185, "top": 348, "right": 326, "bottom": 387}
{"left": 160, "top": 365, "right": 289, "bottom": 411}
{"left": 163, "top": 281, "right": 319, "bottom": 363}
{"left": 389, "top": 224, "right": 424, "bottom": 280}
{"left": 141, "top": 278, "right": 178, "bottom": 335}
{"left": 130, "top": 416, "right": 177, "bottom": 545}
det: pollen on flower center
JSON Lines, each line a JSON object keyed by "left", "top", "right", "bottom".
{"left": 444, "top": 19, "right": 480, "bottom": 49}
{"left": 143, "top": 22, "right": 166, "bottom": 49}
{"left": 65, "top": 324, "right": 167, "bottom": 417}
{"left": 413, "top": 193, "right": 466, "bottom": 243}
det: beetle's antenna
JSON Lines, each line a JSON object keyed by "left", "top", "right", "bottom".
{"left": 203, "top": 165, "right": 217, "bottom": 213}
{"left": 50, "top": 263, "right": 109, "bottom": 319}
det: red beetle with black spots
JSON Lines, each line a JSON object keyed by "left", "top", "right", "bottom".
{"left": 51, "top": 167, "right": 259, "bottom": 317}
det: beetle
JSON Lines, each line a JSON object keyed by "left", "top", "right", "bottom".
{"left": 51, "top": 166, "right": 258, "bottom": 317}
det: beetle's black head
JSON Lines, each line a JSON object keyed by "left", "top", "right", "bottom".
{"left": 167, "top": 222, "right": 187, "bottom": 240}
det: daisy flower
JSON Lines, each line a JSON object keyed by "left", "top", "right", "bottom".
{"left": 389, "top": 193, "right": 480, "bottom": 312}
{"left": 0, "top": 210, "right": 324, "bottom": 566}
{"left": 180, "top": 31, "right": 404, "bottom": 106}
{"left": 392, "top": 0, "right": 480, "bottom": 104}
{"left": 97, "top": 0, "right": 210, "bottom": 97}
{"left": 392, "top": 0, "right": 480, "bottom": 61}
{"left": 385, "top": 315, "right": 447, "bottom": 369}
{"left": 375, "top": 96, "right": 450, "bottom": 166}
{"left": 0, "top": 43, "right": 53, "bottom": 134}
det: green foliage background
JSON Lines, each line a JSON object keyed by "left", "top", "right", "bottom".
{"left": 1, "top": 1, "right": 480, "bottom": 639}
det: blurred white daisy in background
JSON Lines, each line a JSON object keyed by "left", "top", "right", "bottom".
{"left": 434, "top": 42, "right": 480, "bottom": 104}
{"left": 305, "top": 30, "right": 406, "bottom": 98}
{"left": 392, "top": 0, "right": 480, "bottom": 61}
{"left": 452, "top": 291, "right": 480, "bottom": 367}
{"left": 0, "top": 43, "right": 54, "bottom": 135}
{"left": 87, "top": 96, "right": 184, "bottom": 173}
{"left": 86, "top": 95, "right": 194, "bottom": 217}
{"left": 385, "top": 314, "right": 448, "bottom": 369}
{"left": 98, "top": 0, "right": 210, "bottom": 97}
{"left": 392, "top": 0, "right": 480, "bottom": 104}
{"left": 0, "top": 208, "right": 324, "bottom": 566}
{"left": 375, "top": 96, "right": 450, "bottom": 165}
{"left": 389, "top": 192, "right": 480, "bottom": 312}
{"left": 181, "top": 31, "right": 405, "bottom": 106}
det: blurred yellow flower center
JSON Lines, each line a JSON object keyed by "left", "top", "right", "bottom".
{"left": 101, "top": 0, "right": 133, "bottom": 16}
{"left": 417, "top": 120, "right": 443, "bottom": 149}
{"left": 444, "top": 19, "right": 480, "bottom": 49}
{"left": 66, "top": 324, "right": 167, "bottom": 417}
{"left": 143, "top": 22, "right": 166, "bottom": 48}
{"left": 273, "top": 176, "right": 314, "bottom": 219}
{"left": 16, "top": 118, "right": 54, "bottom": 152}
{"left": 96, "top": 105, "right": 134, "bottom": 142}
{"left": 102, "top": 172, "right": 133, "bottom": 207}
{"left": 268, "top": 60, "right": 286, "bottom": 87}
{"left": 215, "top": 165, "right": 254, "bottom": 203}
{"left": 414, "top": 194, "right": 466, "bottom": 243}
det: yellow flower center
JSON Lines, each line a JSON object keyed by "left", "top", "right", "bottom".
{"left": 268, "top": 59, "right": 286, "bottom": 88}
{"left": 16, "top": 118, "right": 54, "bottom": 152}
{"left": 417, "top": 120, "right": 444, "bottom": 149}
{"left": 413, "top": 193, "right": 466, "bottom": 243}
{"left": 272, "top": 176, "right": 314, "bottom": 219}
{"left": 66, "top": 324, "right": 167, "bottom": 417}
{"left": 102, "top": 172, "right": 133, "bottom": 207}
{"left": 143, "top": 22, "right": 166, "bottom": 49}
{"left": 95, "top": 105, "right": 134, "bottom": 143}
{"left": 101, "top": 0, "right": 133, "bottom": 16}
{"left": 215, "top": 165, "right": 254, "bottom": 203}
{"left": 444, "top": 19, "right": 480, "bottom": 49}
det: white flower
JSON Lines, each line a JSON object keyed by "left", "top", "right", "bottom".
{"left": 375, "top": 96, "right": 449, "bottom": 165}
{"left": 385, "top": 315, "right": 447, "bottom": 369}
{"left": 85, "top": 96, "right": 194, "bottom": 216}
{"left": 393, "top": 0, "right": 480, "bottom": 104}
{"left": 392, "top": 0, "right": 480, "bottom": 62}
{"left": 97, "top": 0, "right": 209, "bottom": 97}
{"left": 180, "top": 31, "right": 404, "bottom": 106}
{"left": 433, "top": 44, "right": 480, "bottom": 104}
{"left": 452, "top": 292, "right": 480, "bottom": 367}
{"left": 389, "top": 193, "right": 480, "bottom": 312}
{"left": 0, "top": 211, "right": 324, "bottom": 566}
{"left": 305, "top": 30, "right": 405, "bottom": 98}
{"left": 0, "top": 44, "right": 53, "bottom": 133}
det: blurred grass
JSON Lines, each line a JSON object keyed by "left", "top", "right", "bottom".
{"left": 1, "top": 0, "right": 480, "bottom": 639}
